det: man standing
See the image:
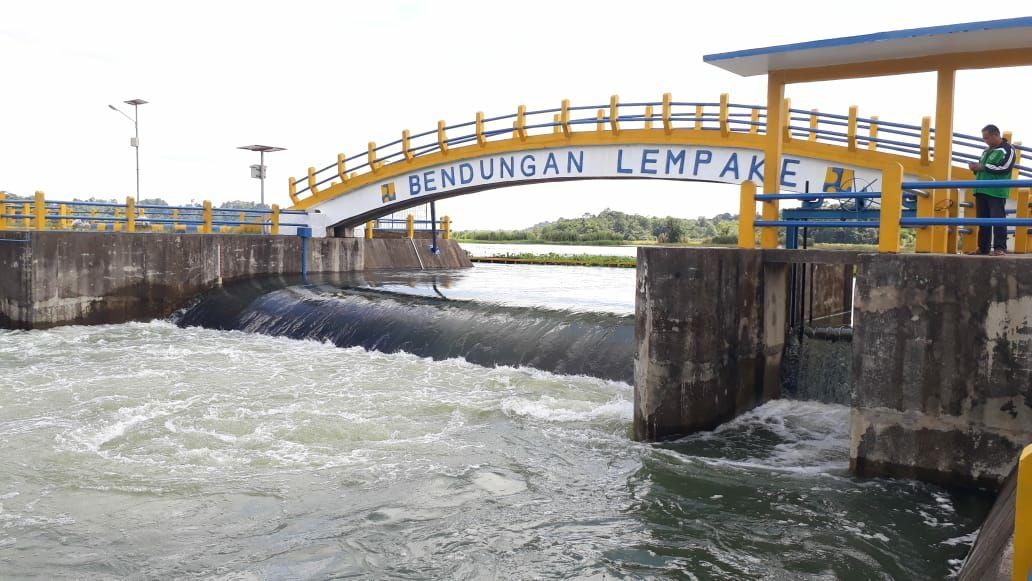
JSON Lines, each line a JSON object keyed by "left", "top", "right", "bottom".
{"left": 968, "top": 124, "right": 1015, "bottom": 255}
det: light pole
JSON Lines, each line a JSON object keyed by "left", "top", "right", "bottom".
{"left": 237, "top": 145, "right": 286, "bottom": 207}
{"left": 108, "top": 99, "right": 148, "bottom": 202}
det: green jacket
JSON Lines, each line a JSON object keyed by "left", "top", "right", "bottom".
{"left": 974, "top": 139, "right": 1015, "bottom": 199}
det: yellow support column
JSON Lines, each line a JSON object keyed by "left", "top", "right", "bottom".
{"left": 202, "top": 200, "right": 213, "bottom": 234}
{"left": 0, "top": 192, "right": 6, "bottom": 231}
{"left": 126, "top": 197, "right": 136, "bottom": 232}
{"left": 368, "top": 142, "right": 380, "bottom": 172}
{"left": 1015, "top": 188, "right": 1030, "bottom": 254}
{"left": 113, "top": 208, "right": 122, "bottom": 231}
{"left": 34, "top": 191, "right": 45, "bottom": 230}
{"left": 1014, "top": 445, "right": 1032, "bottom": 581}
{"left": 868, "top": 116, "right": 879, "bottom": 151}
{"left": 308, "top": 167, "right": 321, "bottom": 196}
{"left": 914, "top": 183, "right": 934, "bottom": 253}
{"left": 437, "top": 121, "right": 448, "bottom": 153}
{"left": 738, "top": 181, "right": 756, "bottom": 249}
{"left": 662, "top": 93, "right": 672, "bottom": 135}
{"left": 609, "top": 95, "right": 620, "bottom": 135}
{"left": 932, "top": 69, "right": 958, "bottom": 250}
{"left": 878, "top": 163, "right": 904, "bottom": 253}
{"left": 920, "top": 116, "right": 932, "bottom": 166}
{"left": 560, "top": 100, "right": 571, "bottom": 138}
{"left": 172, "top": 209, "right": 179, "bottom": 231}
{"left": 442, "top": 216, "right": 451, "bottom": 240}
{"left": 847, "top": 106, "right": 858, "bottom": 151}
{"left": 22, "top": 203, "right": 30, "bottom": 228}
{"left": 719, "top": 93, "right": 729, "bottom": 138}
{"left": 288, "top": 177, "right": 300, "bottom": 205}
{"left": 365, "top": 221, "right": 374, "bottom": 239}
{"left": 782, "top": 98, "right": 792, "bottom": 143}
{"left": 271, "top": 204, "right": 280, "bottom": 236}
{"left": 515, "top": 105, "right": 528, "bottom": 141}
{"left": 760, "top": 74, "right": 784, "bottom": 249}
{"left": 962, "top": 190, "right": 979, "bottom": 254}
{"left": 406, "top": 214, "right": 414, "bottom": 239}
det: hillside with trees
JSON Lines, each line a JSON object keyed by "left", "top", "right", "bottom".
{"left": 456, "top": 208, "right": 914, "bottom": 246}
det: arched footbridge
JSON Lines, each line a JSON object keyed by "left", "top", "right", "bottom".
{"left": 285, "top": 94, "right": 1031, "bottom": 248}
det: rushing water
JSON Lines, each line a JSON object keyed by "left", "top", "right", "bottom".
{"left": 0, "top": 264, "right": 992, "bottom": 579}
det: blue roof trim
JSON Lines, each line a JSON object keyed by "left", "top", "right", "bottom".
{"left": 703, "top": 17, "right": 1032, "bottom": 63}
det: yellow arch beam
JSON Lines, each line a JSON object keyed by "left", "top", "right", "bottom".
{"left": 290, "top": 124, "right": 961, "bottom": 212}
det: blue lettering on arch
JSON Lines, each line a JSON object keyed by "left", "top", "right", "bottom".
{"left": 459, "top": 163, "right": 474, "bottom": 184}
{"left": 666, "top": 149, "right": 686, "bottom": 175}
{"left": 423, "top": 170, "right": 436, "bottom": 192}
{"left": 500, "top": 156, "right": 515, "bottom": 179}
{"left": 480, "top": 158, "right": 495, "bottom": 180}
{"left": 543, "top": 152, "right": 560, "bottom": 175}
{"left": 640, "top": 149, "right": 659, "bottom": 175}
{"left": 692, "top": 150, "right": 712, "bottom": 175}
{"left": 719, "top": 153, "right": 740, "bottom": 180}
{"left": 748, "top": 155, "right": 764, "bottom": 182}
{"left": 616, "top": 149, "right": 633, "bottom": 174}
{"left": 780, "top": 158, "right": 800, "bottom": 188}
{"left": 408, "top": 174, "right": 421, "bottom": 195}
{"left": 441, "top": 166, "right": 456, "bottom": 188}
{"left": 520, "top": 154, "right": 536, "bottom": 177}
{"left": 567, "top": 151, "right": 584, "bottom": 173}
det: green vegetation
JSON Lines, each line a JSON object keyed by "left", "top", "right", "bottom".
{"left": 475, "top": 252, "right": 637, "bottom": 267}
{"left": 456, "top": 208, "right": 916, "bottom": 247}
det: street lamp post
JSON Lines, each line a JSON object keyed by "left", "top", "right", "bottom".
{"left": 108, "top": 99, "right": 148, "bottom": 203}
{"left": 237, "top": 145, "right": 286, "bottom": 207}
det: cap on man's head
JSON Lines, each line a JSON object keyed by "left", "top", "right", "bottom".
{"left": 982, "top": 124, "right": 1001, "bottom": 136}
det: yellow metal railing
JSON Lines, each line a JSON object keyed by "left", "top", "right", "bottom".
{"left": 361, "top": 214, "right": 451, "bottom": 240}
{"left": 0, "top": 193, "right": 295, "bottom": 235}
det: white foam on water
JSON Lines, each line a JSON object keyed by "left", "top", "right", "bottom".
{"left": 471, "top": 471, "right": 527, "bottom": 496}
{"left": 500, "top": 395, "right": 632, "bottom": 423}
{"left": 666, "top": 399, "right": 853, "bottom": 476}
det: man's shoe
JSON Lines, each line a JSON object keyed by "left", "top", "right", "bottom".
{"left": 990, "top": 249, "right": 1006, "bottom": 256}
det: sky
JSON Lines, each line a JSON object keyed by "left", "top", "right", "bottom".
{"left": 2, "top": 1, "right": 1030, "bottom": 229}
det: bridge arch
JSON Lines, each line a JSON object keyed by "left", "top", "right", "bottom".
{"left": 286, "top": 96, "right": 1026, "bottom": 235}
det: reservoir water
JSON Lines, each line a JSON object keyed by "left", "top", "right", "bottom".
{"left": 0, "top": 262, "right": 991, "bottom": 579}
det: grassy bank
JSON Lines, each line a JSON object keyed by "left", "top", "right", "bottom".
{"left": 470, "top": 252, "right": 637, "bottom": 268}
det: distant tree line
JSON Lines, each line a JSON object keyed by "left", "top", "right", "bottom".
{"left": 456, "top": 208, "right": 916, "bottom": 247}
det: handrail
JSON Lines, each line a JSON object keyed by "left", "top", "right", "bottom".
{"left": 0, "top": 194, "right": 298, "bottom": 235}
{"left": 291, "top": 96, "right": 1030, "bottom": 202}
{"left": 738, "top": 162, "right": 1032, "bottom": 254}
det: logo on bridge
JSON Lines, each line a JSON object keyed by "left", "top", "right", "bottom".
{"left": 380, "top": 182, "right": 396, "bottom": 203}
{"left": 823, "top": 167, "right": 856, "bottom": 193}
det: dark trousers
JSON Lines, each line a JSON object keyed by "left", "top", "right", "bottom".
{"left": 975, "top": 193, "right": 1007, "bottom": 252}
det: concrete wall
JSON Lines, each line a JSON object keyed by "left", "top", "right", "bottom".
{"left": 805, "top": 263, "right": 853, "bottom": 321}
{"left": 363, "top": 237, "right": 472, "bottom": 270}
{"left": 633, "top": 247, "right": 787, "bottom": 440}
{"left": 0, "top": 232, "right": 470, "bottom": 329}
{"left": 850, "top": 254, "right": 1032, "bottom": 489}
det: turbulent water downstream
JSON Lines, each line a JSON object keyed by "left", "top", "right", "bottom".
{"left": 0, "top": 263, "right": 991, "bottom": 579}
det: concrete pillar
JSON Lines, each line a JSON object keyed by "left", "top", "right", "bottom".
{"left": 851, "top": 254, "right": 1032, "bottom": 489}
{"left": 633, "top": 247, "right": 787, "bottom": 441}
